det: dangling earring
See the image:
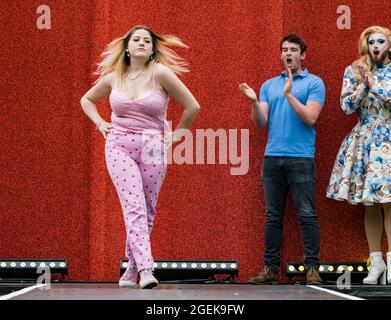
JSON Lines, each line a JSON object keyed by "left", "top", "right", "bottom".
{"left": 125, "top": 50, "right": 130, "bottom": 57}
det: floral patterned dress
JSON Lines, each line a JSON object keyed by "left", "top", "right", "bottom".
{"left": 326, "top": 62, "right": 391, "bottom": 205}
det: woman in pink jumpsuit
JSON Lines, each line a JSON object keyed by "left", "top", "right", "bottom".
{"left": 80, "top": 25, "right": 200, "bottom": 288}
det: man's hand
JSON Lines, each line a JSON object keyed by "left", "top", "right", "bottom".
{"left": 239, "top": 83, "right": 258, "bottom": 102}
{"left": 284, "top": 68, "right": 293, "bottom": 96}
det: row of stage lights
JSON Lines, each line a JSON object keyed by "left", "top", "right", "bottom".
{"left": 286, "top": 263, "right": 370, "bottom": 275}
{"left": 1, "top": 260, "right": 369, "bottom": 273}
{"left": 0, "top": 261, "right": 66, "bottom": 268}
{"left": 0, "top": 259, "right": 68, "bottom": 279}
{"left": 5, "top": 259, "right": 373, "bottom": 283}
{"left": 1, "top": 260, "right": 370, "bottom": 273}
{"left": 121, "top": 261, "right": 238, "bottom": 270}
{"left": 0, "top": 259, "right": 68, "bottom": 281}
{"left": 120, "top": 260, "right": 239, "bottom": 281}
{"left": 0, "top": 260, "right": 236, "bottom": 271}
{"left": 0, "top": 259, "right": 238, "bottom": 282}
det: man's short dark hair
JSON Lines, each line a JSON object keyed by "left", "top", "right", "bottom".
{"left": 280, "top": 34, "right": 307, "bottom": 54}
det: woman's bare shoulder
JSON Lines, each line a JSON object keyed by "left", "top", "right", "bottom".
{"left": 100, "top": 71, "right": 117, "bottom": 88}
{"left": 154, "top": 63, "right": 173, "bottom": 78}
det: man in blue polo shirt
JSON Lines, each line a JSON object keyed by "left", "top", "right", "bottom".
{"left": 239, "top": 34, "right": 325, "bottom": 285}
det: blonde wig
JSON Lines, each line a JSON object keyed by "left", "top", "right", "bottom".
{"left": 352, "top": 25, "right": 391, "bottom": 80}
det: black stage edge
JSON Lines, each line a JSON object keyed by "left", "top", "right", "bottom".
{"left": 0, "top": 300, "right": 382, "bottom": 319}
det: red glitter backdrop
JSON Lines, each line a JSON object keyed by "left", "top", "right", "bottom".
{"left": 0, "top": 0, "right": 390, "bottom": 281}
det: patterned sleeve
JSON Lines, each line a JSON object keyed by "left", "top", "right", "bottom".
{"left": 340, "top": 65, "right": 369, "bottom": 115}
{"left": 370, "top": 72, "right": 391, "bottom": 104}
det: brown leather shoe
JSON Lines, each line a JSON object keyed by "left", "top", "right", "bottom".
{"left": 248, "top": 266, "right": 279, "bottom": 285}
{"left": 306, "top": 266, "right": 322, "bottom": 285}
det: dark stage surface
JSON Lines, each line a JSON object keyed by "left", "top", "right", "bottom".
{"left": 0, "top": 282, "right": 370, "bottom": 300}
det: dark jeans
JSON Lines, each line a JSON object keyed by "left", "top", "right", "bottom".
{"left": 262, "top": 156, "right": 320, "bottom": 273}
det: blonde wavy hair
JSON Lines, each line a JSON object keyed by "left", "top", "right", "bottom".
{"left": 94, "top": 25, "right": 189, "bottom": 85}
{"left": 352, "top": 25, "right": 391, "bottom": 81}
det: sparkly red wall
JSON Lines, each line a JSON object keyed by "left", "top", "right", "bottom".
{"left": 1, "top": 0, "right": 390, "bottom": 281}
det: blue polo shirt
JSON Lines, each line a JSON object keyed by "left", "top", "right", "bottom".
{"left": 259, "top": 69, "right": 325, "bottom": 158}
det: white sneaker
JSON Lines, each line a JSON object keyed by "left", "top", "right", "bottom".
{"left": 119, "top": 264, "right": 137, "bottom": 287}
{"left": 363, "top": 252, "right": 386, "bottom": 285}
{"left": 119, "top": 278, "right": 137, "bottom": 287}
{"left": 139, "top": 269, "right": 158, "bottom": 289}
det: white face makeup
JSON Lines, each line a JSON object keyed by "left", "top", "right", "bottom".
{"left": 368, "top": 32, "right": 390, "bottom": 64}
{"left": 127, "top": 29, "right": 154, "bottom": 60}
{"left": 280, "top": 41, "right": 305, "bottom": 73}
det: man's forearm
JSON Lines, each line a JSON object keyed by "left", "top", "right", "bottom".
{"left": 285, "top": 93, "right": 316, "bottom": 126}
{"left": 251, "top": 100, "right": 267, "bottom": 128}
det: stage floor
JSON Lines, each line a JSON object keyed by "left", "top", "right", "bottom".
{"left": 0, "top": 282, "right": 363, "bottom": 300}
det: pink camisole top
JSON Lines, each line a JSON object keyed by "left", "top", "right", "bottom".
{"left": 109, "top": 75, "right": 169, "bottom": 134}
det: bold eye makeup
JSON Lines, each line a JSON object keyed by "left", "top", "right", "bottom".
{"left": 368, "top": 36, "right": 387, "bottom": 46}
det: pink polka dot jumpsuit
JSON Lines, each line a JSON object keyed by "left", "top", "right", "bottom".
{"left": 105, "top": 74, "right": 168, "bottom": 273}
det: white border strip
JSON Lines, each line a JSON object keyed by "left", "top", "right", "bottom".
{"left": 0, "top": 284, "right": 48, "bottom": 300}
{"left": 307, "top": 285, "right": 365, "bottom": 300}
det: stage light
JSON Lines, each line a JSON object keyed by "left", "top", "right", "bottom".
{"left": 286, "top": 262, "right": 370, "bottom": 283}
{"left": 120, "top": 259, "right": 239, "bottom": 282}
{"left": 0, "top": 259, "right": 68, "bottom": 281}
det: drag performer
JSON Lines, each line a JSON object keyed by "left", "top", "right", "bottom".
{"left": 239, "top": 34, "right": 325, "bottom": 285}
{"left": 327, "top": 26, "right": 391, "bottom": 285}
{"left": 80, "top": 25, "right": 200, "bottom": 288}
